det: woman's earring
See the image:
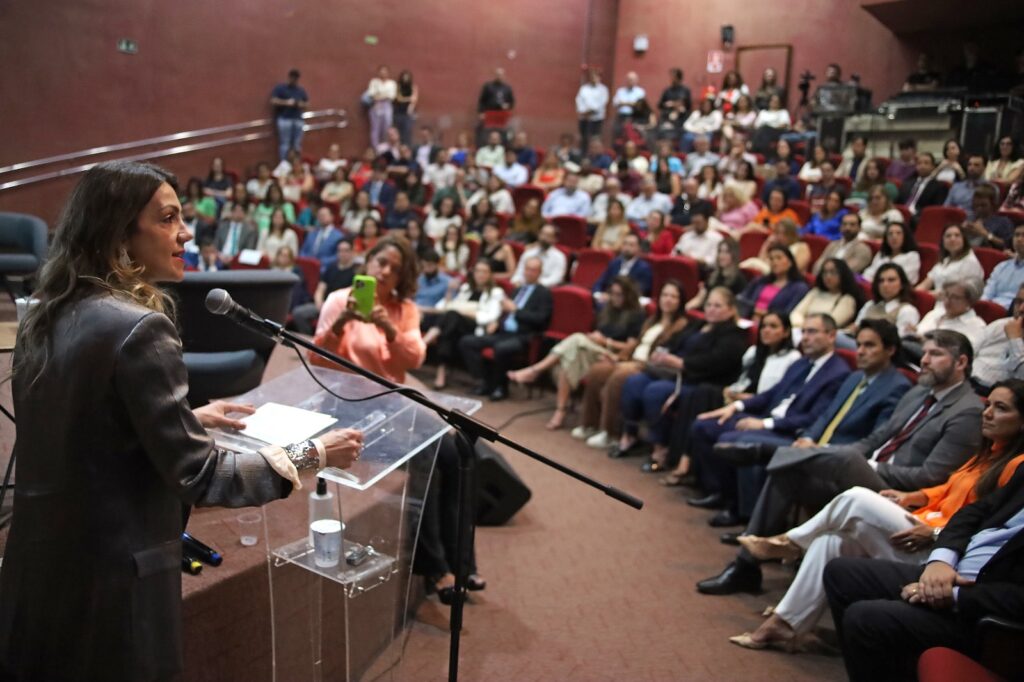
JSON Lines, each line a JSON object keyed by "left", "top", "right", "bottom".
{"left": 119, "top": 248, "right": 133, "bottom": 268}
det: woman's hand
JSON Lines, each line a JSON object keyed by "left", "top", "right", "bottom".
{"left": 370, "top": 305, "right": 397, "bottom": 342}
{"left": 889, "top": 521, "right": 935, "bottom": 553}
{"left": 331, "top": 298, "right": 364, "bottom": 335}
{"left": 880, "top": 489, "right": 927, "bottom": 510}
{"left": 320, "top": 428, "right": 365, "bottom": 470}
{"left": 194, "top": 401, "right": 255, "bottom": 431}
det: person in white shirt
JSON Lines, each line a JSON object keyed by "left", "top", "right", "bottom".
{"left": 493, "top": 148, "right": 529, "bottom": 188}
{"left": 589, "top": 177, "right": 632, "bottom": 225}
{"left": 541, "top": 172, "right": 592, "bottom": 218}
{"left": 913, "top": 279, "right": 986, "bottom": 352}
{"left": 673, "top": 204, "right": 723, "bottom": 266}
{"left": 685, "top": 135, "right": 722, "bottom": 178}
{"left": 511, "top": 224, "right": 567, "bottom": 288}
{"left": 972, "top": 284, "right": 1024, "bottom": 390}
{"left": 576, "top": 68, "right": 610, "bottom": 152}
{"left": 315, "top": 143, "right": 347, "bottom": 183}
{"left": 752, "top": 94, "right": 792, "bottom": 130}
{"left": 612, "top": 71, "right": 645, "bottom": 139}
{"left": 863, "top": 221, "right": 922, "bottom": 284}
{"left": 367, "top": 65, "right": 397, "bottom": 148}
{"left": 682, "top": 99, "right": 723, "bottom": 152}
{"left": 838, "top": 263, "right": 922, "bottom": 349}
{"left": 424, "top": 148, "right": 458, "bottom": 189}
{"left": 475, "top": 130, "right": 506, "bottom": 168}
{"left": 245, "top": 162, "right": 273, "bottom": 201}
{"left": 466, "top": 175, "right": 515, "bottom": 215}
{"left": 626, "top": 177, "right": 673, "bottom": 227}
{"left": 915, "top": 223, "right": 985, "bottom": 294}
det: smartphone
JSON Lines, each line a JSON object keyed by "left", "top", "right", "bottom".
{"left": 352, "top": 275, "right": 376, "bottom": 319}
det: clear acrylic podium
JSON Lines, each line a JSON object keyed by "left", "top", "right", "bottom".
{"left": 211, "top": 366, "right": 480, "bottom": 681}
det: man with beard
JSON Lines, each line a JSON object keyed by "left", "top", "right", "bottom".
{"left": 697, "top": 330, "right": 983, "bottom": 595}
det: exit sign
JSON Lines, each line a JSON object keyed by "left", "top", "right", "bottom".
{"left": 117, "top": 38, "right": 138, "bottom": 55}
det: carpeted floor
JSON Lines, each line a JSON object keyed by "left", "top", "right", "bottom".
{"left": 392, "top": 364, "right": 847, "bottom": 682}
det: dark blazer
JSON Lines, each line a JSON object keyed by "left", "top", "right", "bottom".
{"left": 897, "top": 176, "right": 950, "bottom": 212}
{"left": 802, "top": 367, "right": 912, "bottom": 444}
{"left": 214, "top": 219, "right": 258, "bottom": 253}
{"left": 738, "top": 277, "right": 810, "bottom": 318}
{"left": 593, "top": 256, "right": 654, "bottom": 297}
{"left": 770, "top": 382, "right": 983, "bottom": 490}
{"left": 674, "top": 321, "right": 749, "bottom": 387}
{"left": 510, "top": 283, "right": 553, "bottom": 335}
{"left": 364, "top": 179, "right": 396, "bottom": 210}
{"left": 742, "top": 353, "right": 851, "bottom": 435}
{"left": 762, "top": 176, "right": 802, "bottom": 202}
{"left": 933, "top": 465, "right": 1024, "bottom": 624}
{"left": 0, "top": 294, "right": 291, "bottom": 681}
{"left": 298, "top": 225, "right": 345, "bottom": 269}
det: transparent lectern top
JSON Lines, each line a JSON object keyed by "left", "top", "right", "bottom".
{"left": 210, "top": 366, "right": 480, "bottom": 490}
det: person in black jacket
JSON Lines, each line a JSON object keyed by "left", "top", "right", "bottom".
{"left": 896, "top": 152, "right": 951, "bottom": 216}
{"left": 824, "top": 463, "right": 1024, "bottom": 681}
{"left": 458, "top": 256, "right": 553, "bottom": 401}
{"left": 611, "top": 286, "right": 750, "bottom": 466}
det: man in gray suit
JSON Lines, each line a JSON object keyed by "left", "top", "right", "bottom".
{"left": 215, "top": 203, "right": 258, "bottom": 260}
{"left": 698, "top": 329, "right": 983, "bottom": 595}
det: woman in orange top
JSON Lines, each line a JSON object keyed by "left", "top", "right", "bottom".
{"left": 729, "top": 379, "right": 1024, "bottom": 652}
{"left": 312, "top": 235, "right": 426, "bottom": 383}
{"left": 531, "top": 154, "right": 565, "bottom": 192}
{"left": 746, "top": 188, "right": 800, "bottom": 232}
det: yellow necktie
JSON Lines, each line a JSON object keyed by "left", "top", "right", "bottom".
{"left": 818, "top": 379, "right": 867, "bottom": 445}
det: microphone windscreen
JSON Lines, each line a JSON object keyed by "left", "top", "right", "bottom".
{"left": 205, "top": 288, "right": 233, "bottom": 315}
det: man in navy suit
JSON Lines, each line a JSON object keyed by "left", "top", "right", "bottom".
{"left": 687, "top": 313, "right": 850, "bottom": 526}
{"left": 299, "top": 207, "right": 345, "bottom": 270}
{"left": 591, "top": 233, "right": 653, "bottom": 299}
{"left": 363, "top": 165, "right": 396, "bottom": 212}
{"left": 727, "top": 319, "right": 912, "bottom": 530}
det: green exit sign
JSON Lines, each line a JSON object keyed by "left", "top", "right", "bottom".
{"left": 117, "top": 38, "right": 138, "bottom": 55}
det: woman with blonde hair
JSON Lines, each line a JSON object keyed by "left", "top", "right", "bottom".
{"left": 716, "top": 181, "right": 759, "bottom": 231}
{"left": 740, "top": 218, "right": 811, "bottom": 274}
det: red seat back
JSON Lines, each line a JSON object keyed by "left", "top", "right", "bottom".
{"left": 739, "top": 231, "right": 768, "bottom": 261}
{"left": 836, "top": 348, "right": 857, "bottom": 370}
{"left": 789, "top": 199, "right": 812, "bottom": 226}
{"left": 975, "top": 246, "right": 1010, "bottom": 279}
{"left": 917, "top": 244, "right": 939, "bottom": 285}
{"left": 801, "top": 234, "right": 830, "bottom": 270}
{"left": 911, "top": 288, "right": 936, "bottom": 317}
{"left": 917, "top": 206, "right": 967, "bottom": 245}
{"left": 646, "top": 255, "right": 700, "bottom": 300}
{"left": 571, "top": 248, "right": 613, "bottom": 290}
{"left": 511, "top": 184, "right": 546, "bottom": 213}
{"left": 545, "top": 286, "right": 595, "bottom": 341}
{"left": 295, "top": 256, "right": 321, "bottom": 297}
{"left": 551, "top": 215, "right": 589, "bottom": 250}
{"left": 975, "top": 299, "right": 1008, "bottom": 324}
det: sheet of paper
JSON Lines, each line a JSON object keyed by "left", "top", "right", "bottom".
{"left": 238, "top": 402, "right": 338, "bottom": 447}
{"left": 238, "top": 248, "right": 263, "bottom": 266}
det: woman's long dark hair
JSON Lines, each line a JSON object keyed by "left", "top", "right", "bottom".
{"left": 17, "top": 161, "right": 178, "bottom": 379}
{"left": 748, "top": 311, "right": 794, "bottom": 390}
{"left": 363, "top": 235, "right": 418, "bottom": 300}
{"left": 938, "top": 223, "right": 972, "bottom": 262}
{"left": 975, "top": 379, "right": 1024, "bottom": 498}
{"left": 596, "top": 276, "right": 641, "bottom": 330}
{"left": 761, "top": 244, "right": 803, "bottom": 283}
{"left": 871, "top": 263, "right": 914, "bottom": 304}
{"left": 816, "top": 257, "right": 865, "bottom": 308}
{"left": 880, "top": 221, "right": 918, "bottom": 257}
{"left": 641, "top": 279, "right": 687, "bottom": 341}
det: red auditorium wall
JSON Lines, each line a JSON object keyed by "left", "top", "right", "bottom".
{"left": 611, "top": 0, "right": 916, "bottom": 114}
{"left": 0, "top": 0, "right": 618, "bottom": 222}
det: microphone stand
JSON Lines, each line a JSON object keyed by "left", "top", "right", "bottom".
{"left": 227, "top": 316, "right": 643, "bottom": 682}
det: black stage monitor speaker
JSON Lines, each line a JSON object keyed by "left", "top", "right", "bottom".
{"left": 475, "top": 442, "right": 532, "bottom": 526}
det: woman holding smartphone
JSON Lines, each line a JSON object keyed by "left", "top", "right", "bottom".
{"left": 312, "top": 234, "right": 426, "bottom": 383}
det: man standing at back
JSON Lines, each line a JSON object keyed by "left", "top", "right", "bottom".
{"left": 269, "top": 69, "right": 309, "bottom": 162}
{"left": 576, "top": 68, "right": 609, "bottom": 154}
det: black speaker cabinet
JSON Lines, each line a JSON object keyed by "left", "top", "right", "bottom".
{"left": 475, "top": 442, "right": 532, "bottom": 526}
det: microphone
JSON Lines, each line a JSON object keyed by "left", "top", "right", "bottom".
{"left": 205, "top": 288, "right": 287, "bottom": 340}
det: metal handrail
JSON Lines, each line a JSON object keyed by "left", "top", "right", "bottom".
{"left": 0, "top": 108, "right": 348, "bottom": 192}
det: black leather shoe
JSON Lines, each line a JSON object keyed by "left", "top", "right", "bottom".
{"left": 489, "top": 387, "right": 508, "bottom": 401}
{"left": 708, "top": 509, "right": 747, "bottom": 527}
{"left": 686, "top": 492, "right": 725, "bottom": 509}
{"left": 713, "top": 441, "right": 777, "bottom": 467}
{"left": 696, "top": 560, "right": 762, "bottom": 595}
{"left": 607, "top": 443, "right": 636, "bottom": 458}
{"left": 719, "top": 532, "right": 741, "bottom": 545}
{"left": 471, "top": 385, "right": 491, "bottom": 397}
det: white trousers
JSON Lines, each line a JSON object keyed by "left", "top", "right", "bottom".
{"left": 774, "top": 486, "right": 928, "bottom": 632}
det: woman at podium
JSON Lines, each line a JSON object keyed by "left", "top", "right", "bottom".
{"left": 0, "top": 161, "right": 363, "bottom": 682}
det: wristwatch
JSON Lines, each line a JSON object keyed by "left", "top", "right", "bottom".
{"left": 932, "top": 526, "right": 941, "bottom": 543}
{"left": 284, "top": 439, "right": 325, "bottom": 470}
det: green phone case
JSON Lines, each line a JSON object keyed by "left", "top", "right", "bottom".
{"left": 352, "top": 275, "right": 377, "bottom": 319}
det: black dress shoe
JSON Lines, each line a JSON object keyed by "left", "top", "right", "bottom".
{"left": 607, "top": 443, "right": 636, "bottom": 458}
{"left": 719, "top": 532, "right": 741, "bottom": 545}
{"left": 686, "top": 492, "right": 725, "bottom": 509}
{"left": 708, "top": 509, "right": 747, "bottom": 527}
{"left": 713, "top": 441, "right": 778, "bottom": 467}
{"left": 489, "top": 387, "right": 508, "bottom": 401}
{"left": 470, "top": 385, "right": 491, "bottom": 397}
{"left": 696, "top": 560, "right": 762, "bottom": 595}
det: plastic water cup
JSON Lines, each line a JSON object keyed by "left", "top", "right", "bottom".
{"left": 237, "top": 512, "right": 262, "bottom": 546}
{"left": 310, "top": 519, "right": 344, "bottom": 568}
